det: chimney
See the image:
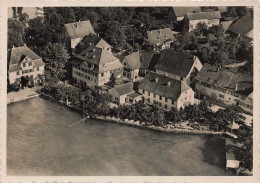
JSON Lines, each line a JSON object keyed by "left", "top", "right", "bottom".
{"left": 167, "top": 82, "right": 171, "bottom": 87}
{"left": 24, "top": 43, "right": 26, "bottom": 47}
{"left": 12, "top": 45, "right": 15, "bottom": 48}
{"left": 155, "top": 78, "right": 159, "bottom": 83}
{"left": 235, "top": 84, "right": 238, "bottom": 91}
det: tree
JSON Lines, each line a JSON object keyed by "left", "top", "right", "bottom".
{"left": 109, "top": 73, "right": 116, "bottom": 87}
{"left": 42, "top": 43, "right": 70, "bottom": 80}
{"left": 194, "top": 22, "right": 208, "bottom": 36}
{"left": 206, "top": 33, "right": 216, "bottom": 43}
{"left": 208, "top": 25, "right": 225, "bottom": 39}
{"left": 8, "top": 18, "right": 24, "bottom": 49}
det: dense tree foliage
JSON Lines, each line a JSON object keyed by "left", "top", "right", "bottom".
{"left": 8, "top": 18, "right": 25, "bottom": 49}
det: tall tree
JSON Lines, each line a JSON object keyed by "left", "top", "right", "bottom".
{"left": 8, "top": 18, "right": 24, "bottom": 49}
{"left": 42, "top": 43, "right": 70, "bottom": 80}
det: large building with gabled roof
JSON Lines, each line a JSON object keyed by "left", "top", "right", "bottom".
{"left": 65, "top": 20, "right": 96, "bottom": 49}
{"left": 184, "top": 11, "right": 221, "bottom": 31}
{"left": 195, "top": 63, "right": 253, "bottom": 113}
{"left": 8, "top": 45, "right": 45, "bottom": 86}
{"left": 169, "top": 7, "right": 201, "bottom": 24}
{"left": 138, "top": 72, "right": 195, "bottom": 110}
{"left": 71, "top": 46, "right": 123, "bottom": 87}
{"left": 155, "top": 49, "right": 202, "bottom": 86}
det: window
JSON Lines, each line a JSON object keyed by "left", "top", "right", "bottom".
{"left": 154, "top": 101, "right": 157, "bottom": 104}
{"left": 180, "top": 77, "right": 183, "bottom": 81}
{"left": 29, "top": 69, "right": 33, "bottom": 72}
{"left": 241, "top": 96, "right": 246, "bottom": 100}
{"left": 37, "top": 67, "right": 39, "bottom": 71}
{"left": 159, "top": 96, "right": 162, "bottom": 100}
{"left": 240, "top": 102, "right": 245, "bottom": 107}
{"left": 172, "top": 100, "right": 174, "bottom": 105}
{"left": 143, "top": 90, "right": 145, "bottom": 94}
{"left": 165, "top": 105, "right": 167, "bottom": 109}
{"left": 16, "top": 71, "right": 19, "bottom": 75}
{"left": 159, "top": 102, "right": 162, "bottom": 107}
{"left": 148, "top": 91, "right": 150, "bottom": 96}
{"left": 23, "top": 63, "right": 26, "bottom": 67}
{"left": 219, "top": 94, "right": 224, "bottom": 98}
{"left": 29, "top": 62, "right": 32, "bottom": 66}
{"left": 147, "top": 98, "right": 150, "bottom": 102}
{"left": 101, "top": 73, "right": 104, "bottom": 77}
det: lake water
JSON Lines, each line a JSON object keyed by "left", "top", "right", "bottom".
{"left": 7, "top": 97, "right": 233, "bottom": 176}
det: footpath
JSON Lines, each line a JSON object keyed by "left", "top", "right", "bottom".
{"left": 7, "top": 88, "right": 39, "bottom": 104}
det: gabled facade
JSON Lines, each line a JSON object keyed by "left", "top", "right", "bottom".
{"left": 8, "top": 45, "right": 45, "bottom": 86}
{"left": 146, "top": 28, "right": 174, "bottom": 50}
{"left": 122, "top": 51, "right": 141, "bottom": 81}
{"left": 71, "top": 46, "right": 123, "bottom": 87}
{"left": 65, "top": 20, "right": 96, "bottom": 49}
{"left": 184, "top": 11, "right": 221, "bottom": 31}
{"left": 195, "top": 64, "right": 253, "bottom": 114}
{"left": 138, "top": 72, "right": 195, "bottom": 111}
{"left": 155, "top": 49, "right": 202, "bottom": 86}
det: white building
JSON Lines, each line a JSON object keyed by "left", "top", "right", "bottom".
{"left": 138, "top": 72, "right": 195, "bottom": 111}
{"left": 108, "top": 82, "right": 142, "bottom": 105}
{"left": 8, "top": 45, "right": 45, "bottom": 86}
{"left": 184, "top": 11, "right": 221, "bottom": 31}
{"left": 71, "top": 46, "right": 123, "bottom": 88}
{"left": 65, "top": 20, "right": 96, "bottom": 49}
{"left": 195, "top": 64, "right": 253, "bottom": 114}
{"left": 155, "top": 49, "right": 202, "bottom": 86}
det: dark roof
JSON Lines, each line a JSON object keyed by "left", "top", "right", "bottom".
{"left": 77, "top": 35, "right": 111, "bottom": 49}
{"left": 138, "top": 72, "right": 190, "bottom": 101}
{"left": 33, "top": 60, "right": 45, "bottom": 67}
{"left": 228, "top": 15, "right": 253, "bottom": 36}
{"left": 172, "top": 7, "right": 201, "bottom": 17}
{"left": 147, "top": 28, "right": 174, "bottom": 45}
{"left": 9, "top": 65, "right": 22, "bottom": 72}
{"left": 127, "top": 92, "right": 142, "bottom": 98}
{"left": 186, "top": 11, "right": 221, "bottom": 20}
{"left": 195, "top": 64, "right": 253, "bottom": 96}
{"left": 155, "top": 50, "right": 195, "bottom": 77}
{"left": 124, "top": 51, "right": 141, "bottom": 70}
{"left": 65, "top": 20, "right": 95, "bottom": 39}
{"left": 140, "top": 51, "right": 160, "bottom": 70}
{"left": 8, "top": 46, "right": 41, "bottom": 65}
{"left": 109, "top": 82, "right": 134, "bottom": 96}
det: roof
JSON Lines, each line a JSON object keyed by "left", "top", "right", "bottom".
{"left": 226, "top": 139, "right": 243, "bottom": 161}
{"left": 155, "top": 50, "right": 196, "bottom": 77}
{"left": 195, "top": 64, "right": 253, "bottom": 96}
{"left": 138, "top": 72, "right": 191, "bottom": 101}
{"left": 186, "top": 11, "right": 221, "bottom": 20}
{"left": 228, "top": 15, "right": 253, "bottom": 36}
{"left": 65, "top": 20, "right": 95, "bottom": 39}
{"left": 127, "top": 92, "right": 142, "bottom": 98}
{"left": 75, "top": 46, "right": 123, "bottom": 73}
{"left": 147, "top": 28, "right": 174, "bottom": 45}
{"left": 124, "top": 51, "right": 141, "bottom": 70}
{"left": 77, "top": 35, "right": 111, "bottom": 50}
{"left": 109, "top": 82, "right": 134, "bottom": 96}
{"left": 172, "top": 7, "right": 201, "bottom": 17}
{"left": 220, "top": 20, "right": 233, "bottom": 31}
{"left": 8, "top": 46, "right": 41, "bottom": 65}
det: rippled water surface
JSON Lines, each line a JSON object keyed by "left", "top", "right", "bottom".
{"left": 7, "top": 97, "right": 233, "bottom": 176}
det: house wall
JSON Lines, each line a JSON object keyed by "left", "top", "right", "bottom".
{"left": 72, "top": 66, "right": 98, "bottom": 87}
{"left": 195, "top": 82, "right": 253, "bottom": 113}
{"left": 9, "top": 64, "right": 44, "bottom": 84}
{"left": 126, "top": 95, "right": 143, "bottom": 104}
{"left": 155, "top": 69, "right": 188, "bottom": 83}
{"left": 71, "top": 37, "right": 83, "bottom": 49}
{"left": 138, "top": 88, "right": 177, "bottom": 111}
{"left": 188, "top": 18, "right": 220, "bottom": 31}
{"left": 108, "top": 89, "right": 127, "bottom": 104}
{"left": 176, "top": 88, "right": 195, "bottom": 109}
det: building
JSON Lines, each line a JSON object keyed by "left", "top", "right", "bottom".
{"left": 139, "top": 51, "right": 159, "bottom": 77}
{"left": 227, "top": 15, "right": 253, "bottom": 41}
{"left": 8, "top": 45, "right": 45, "bottom": 86}
{"left": 169, "top": 7, "right": 201, "bottom": 24}
{"left": 146, "top": 28, "right": 174, "bottom": 50}
{"left": 195, "top": 64, "right": 253, "bottom": 114}
{"left": 65, "top": 20, "right": 96, "bottom": 49}
{"left": 108, "top": 82, "right": 142, "bottom": 105}
{"left": 8, "top": 7, "right": 44, "bottom": 19}
{"left": 75, "top": 34, "right": 112, "bottom": 53}
{"left": 154, "top": 49, "right": 202, "bottom": 86}
{"left": 122, "top": 51, "right": 141, "bottom": 81}
{"left": 183, "top": 11, "right": 221, "bottom": 31}
{"left": 71, "top": 46, "right": 123, "bottom": 87}
{"left": 138, "top": 72, "right": 195, "bottom": 110}
{"left": 226, "top": 139, "right": 243, "bottom": 170}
